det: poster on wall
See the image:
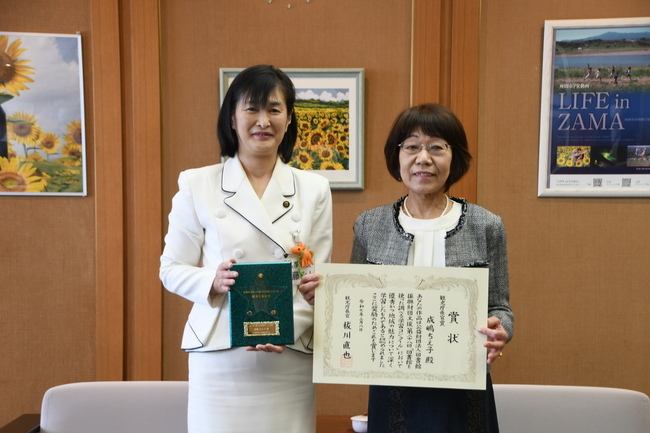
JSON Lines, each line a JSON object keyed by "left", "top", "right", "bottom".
{"left": 220, "top": 68, "right": 364, "bottom": 190}
{"left": 538, "top": 17, "right": 650, "bottom": 197}
{"left": 0, "top": 31, "right": 86, "bottom": 196}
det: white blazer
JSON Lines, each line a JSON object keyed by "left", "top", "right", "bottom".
{"left": 160, "top": 155, "right": 333, "bottom": 353}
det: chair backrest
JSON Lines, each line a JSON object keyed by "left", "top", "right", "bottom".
{"left": 39, "top": 381, "right": 188, "bottom": 433}
{"left": 494, "top": 384, "right": 650, "bottom": 433}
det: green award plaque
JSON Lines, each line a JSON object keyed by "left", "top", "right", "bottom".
{"left": 229, "top": 261, "right": 295, "bottom": 347}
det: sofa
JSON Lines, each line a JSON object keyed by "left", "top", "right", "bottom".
{"left": 494, "top": 384, "right": 650, "bottom": 433}
{"left": 7, "top": 381, "right": 649, "bottom": 432}
{"left": 38, "top": 381, "right": 188, "bottom": 433}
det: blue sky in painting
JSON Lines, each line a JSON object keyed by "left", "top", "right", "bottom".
{"left": 1, "top": 32, "right": 83, "bottom": 139}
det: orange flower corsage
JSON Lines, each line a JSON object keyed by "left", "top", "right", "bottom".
{"left": 291, "top": 241, "right": 314, "bottom": 275}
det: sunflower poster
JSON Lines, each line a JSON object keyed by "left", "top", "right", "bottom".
{"left": 0, "top": 32, "right": 86, "bottom": 196}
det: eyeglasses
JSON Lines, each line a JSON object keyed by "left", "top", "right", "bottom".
{"left": 398, "top": 141, "right": 450, "bottom": 156}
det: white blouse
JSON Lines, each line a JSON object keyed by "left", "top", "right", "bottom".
{"left": 398, "top": 198, "right": 462, "bottom": 267}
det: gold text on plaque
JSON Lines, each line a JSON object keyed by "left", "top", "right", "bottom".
{"left": 243, "top": 321, "right": 280, "bottom": 337}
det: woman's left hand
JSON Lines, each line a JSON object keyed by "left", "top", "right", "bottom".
{"left": 478, "top": 316, "right": 509, "bottom": 364}
{"left": 246, "top": 344, "right": 286, "bottom": 353}
{"left": 298, "top": 273, "right": 321, "bottom": 306}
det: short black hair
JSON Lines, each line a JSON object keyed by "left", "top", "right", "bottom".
{"left": 217, "top": 65, "right": 298, "bottom": 163}
{"left": 383, "top": 103, "right": 472, "bottom": 191}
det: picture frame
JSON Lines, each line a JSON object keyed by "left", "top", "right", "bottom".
{"left": 538, "top": 17, "right": 650, "bottom": 197}
{"left": 0, "top": 31, "right": 87, "bottom": 196}
{"left": 220, "top": 68, "right": 364, "bottom": 190}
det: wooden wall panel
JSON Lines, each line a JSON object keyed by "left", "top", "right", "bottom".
{"left": 412, "top": 0, "right": 448, "bottom": 105}
{"left": 1, "top": 0, "right": 164, "bottom": 424}
{"left": 120, "top": 0, "right": 163, "bottom": 381}
{"left": 0, "top": 0, "right": 98, "bottom": 425}
{"left": 447, "top": 0, "right": 479, "bottom": 202}
{"left": 89, "top": 0, "right": 125, "bottom": 382}
{"left": 3, "top": 0, "right": 649, "bottom": 427}
{"left": 412, "top": 0, "right": 478, "bottom": 203}
{"left": 158, "top": 0, "right": 483, "bottom": 418}
{"left": 478, "top": 0, "right": 650, "bottom": 398}
{"left": 158, "top": 0, "right": 414, "bottom": 416}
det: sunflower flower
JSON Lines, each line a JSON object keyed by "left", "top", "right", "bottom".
{"left": 317, "top": 146, "right": 334, "bottom": 161}
{"left": 0, "top": 35, "right": 35, "bottom": 96}
{"left": 0, "top": 156, "right": 46, "bottom": 192}
{"left": 25, "top": 152, "right": 44, "bottom": 162}
{"left": 58, "top": 143, "right": 83, "bottom": 166}
{"left": 325, "top": 131, "right": 338, "bottom": 146}
{"left": 7, "top": 111, "right": 41, "bottom": 145}
{"left": 64, "top": 120, "right": 83, "bottom": 146}
{"left": 38, "top": 132, "right": 61, "bottom": 154}
{"left": 294, "top": 150, "right": 315, "bottom": 170}
{"left": 308, "top": 130, "right": 324, "bottom": 146}
{"left": 320, "top": 161, "right": 345, "bottom": 171}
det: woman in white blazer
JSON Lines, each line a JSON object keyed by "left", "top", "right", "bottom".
{"left": 160, "top": 65, "right": 333, "bottom": 433}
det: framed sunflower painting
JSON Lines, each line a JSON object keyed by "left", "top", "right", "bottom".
{"left": 0, "top": 31, "right": 86, "bottom": 196}
{"left": 220, "top": 68, "right": 365, "bottom": 190}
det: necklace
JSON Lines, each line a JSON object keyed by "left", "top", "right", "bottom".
{"left": 403, "top": 195, "right": 450, "bottom": 219}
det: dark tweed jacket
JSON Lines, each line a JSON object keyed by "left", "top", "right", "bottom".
{"left": 350, "top": 196, "right": 514, "bottom": 341}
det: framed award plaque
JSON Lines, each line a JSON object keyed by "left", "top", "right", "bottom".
{"left": 229, "top": 261, "right": 295, "bottom": 347}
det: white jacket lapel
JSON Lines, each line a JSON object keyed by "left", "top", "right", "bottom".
{"left": 222, "top": 156, "right": 296, "bottom": 252}
{"left": 261, "top": 158, "right": 296, "bottom": 222}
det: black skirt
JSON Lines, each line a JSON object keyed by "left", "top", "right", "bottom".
{"left": 367, "top": 374, "right": 499, "bottom": 433}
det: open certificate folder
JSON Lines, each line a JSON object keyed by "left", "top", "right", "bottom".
{"left": 313, "top": 263, "right": 489, "bottom": 390}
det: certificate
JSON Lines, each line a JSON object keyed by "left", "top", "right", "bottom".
{"left": 229, "top": 262, "right": 294, "bottom": 347}
{"left": 313, "top": 263, "right": 489, "bottom": 390}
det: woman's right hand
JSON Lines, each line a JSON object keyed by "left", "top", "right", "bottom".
{"left": 211, "top": 259, "right": 238, "bottom": 295}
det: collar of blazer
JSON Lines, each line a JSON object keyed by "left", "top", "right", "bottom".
{"left": 221, "top": 155, "right": 297, "bottom": 255}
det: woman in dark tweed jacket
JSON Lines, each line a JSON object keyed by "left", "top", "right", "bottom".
{"left": 358, "top": 103, "right": 513, "bottom": 432}
{"left": 302, "top": 103, "right": 514, "bottom": 432}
